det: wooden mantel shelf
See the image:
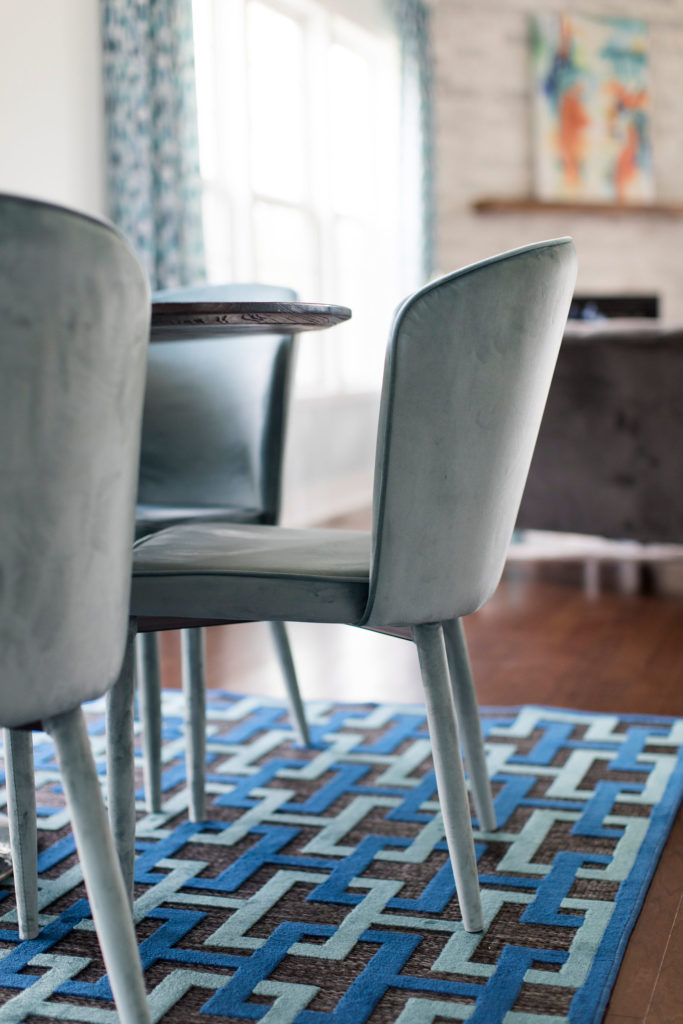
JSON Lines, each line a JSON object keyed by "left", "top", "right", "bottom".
{"left": 474, "top": 197, "right": 683, "bottom": 215}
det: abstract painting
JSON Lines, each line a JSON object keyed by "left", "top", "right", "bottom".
{"left": 530, "top": 14, "right": 654, "bottom": 203}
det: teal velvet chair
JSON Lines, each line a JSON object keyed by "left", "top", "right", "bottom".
{"left": 130, "top": 238, "right": 578, "bottom": 932}
{"left": 135, "top": 283, "right": 306, "bottom": 821}
{"left": 0, "top": 194, "right": 152, "bottom": 1022}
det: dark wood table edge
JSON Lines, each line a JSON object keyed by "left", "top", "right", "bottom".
{"left": 150, "top": 300, "right": 352, "bottom": 340}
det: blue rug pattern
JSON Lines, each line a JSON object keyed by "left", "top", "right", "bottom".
{"left": 0, "top": 693, "right": 682, "bottom": 1023}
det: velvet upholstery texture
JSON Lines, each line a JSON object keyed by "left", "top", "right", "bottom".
{"left": 517, "top": 324, "right": 683, "bottom": 543}
{"left": 0, "top": 194, "right": 150, "bottom": 728}
{"left": 0, "top": 192, "right": 152, "bottom": 1023}
{"left": 133, "top": 524, "right": 371, "bottom": 623}
{"left": 132, "top": 239, "right": 578, "bottom": 629}
{"left": 130, "top": 238, "right": 577, "bottom": 934}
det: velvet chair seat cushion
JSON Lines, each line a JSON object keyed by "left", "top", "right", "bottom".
{"left": 132, "top": 523, "right": 371, "bottom": 624}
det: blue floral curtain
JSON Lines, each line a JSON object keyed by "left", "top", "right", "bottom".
{"left": 393, "top": 0, "right": 435, "bottom": 286}
{"left": 101, "top": 0, "right": 205, "bottom": 289}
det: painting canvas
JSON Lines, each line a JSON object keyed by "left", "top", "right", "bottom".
{"left": 530, "top": 14, "right": 654, "bottom": 203}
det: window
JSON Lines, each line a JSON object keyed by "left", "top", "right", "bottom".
{"left": 192, "top": 0, "right": 403, "bottom": 394}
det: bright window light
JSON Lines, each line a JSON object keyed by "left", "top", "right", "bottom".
{"left": 247, "top": 3, "right": 308, "bottom": 203}
{"left": 192, "top": 0, "right": 403, "bottom": 394}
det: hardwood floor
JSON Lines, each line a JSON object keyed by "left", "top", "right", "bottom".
{"left": 157, "top": 559, "right": 683, "bottom": 1023}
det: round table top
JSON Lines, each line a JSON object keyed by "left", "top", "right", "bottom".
{"left": 150, "top": 300, "right": 352, "bottom": 341}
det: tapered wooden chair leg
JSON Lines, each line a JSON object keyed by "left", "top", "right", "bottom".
{"left": 269, "top": 621, "right": 310, "bottom": 746}
{"left": 136, "top": 631, "right": 163, "bottom": 813}
{"left": 106, "top": 621, "right": 137, "bottom": 905}
{"left": 412, "top": 623, "right": 483, "bottom": 933}
{"left": 181, "top": 627, "right": 206, "bottom": 822}
{"left": 4, "top": 728, "right": 38, "bottom": 940}
{"left": 44, "top": 706, "right": 151, "bottom": 1024}
{"left": 442, "top": 618, "right": 497, "bottom": 832}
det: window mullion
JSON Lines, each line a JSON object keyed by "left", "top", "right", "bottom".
{"left": 308, "top": 5, "right": 340, "bottom": 391}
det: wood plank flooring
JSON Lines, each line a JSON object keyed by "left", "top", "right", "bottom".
{"left": 157, "top": 561, "right": 683, "bottom": 1023}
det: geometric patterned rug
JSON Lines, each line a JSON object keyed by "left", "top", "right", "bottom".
{"left": 0, "top": 691, "right": 682, "bottom": 1023}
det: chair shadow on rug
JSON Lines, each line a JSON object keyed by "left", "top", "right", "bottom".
{"left": 130, "top": 238, "right": 578, "bottom": 933}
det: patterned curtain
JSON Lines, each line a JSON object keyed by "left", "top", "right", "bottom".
{"left": 393, "top": 0, "right": 435, "bottom": 287}
{"left": 101, "top": 0, "right": 205, "bottom": 289}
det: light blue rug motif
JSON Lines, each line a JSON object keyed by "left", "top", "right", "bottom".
{"left": 0, "top": 693, "right": 681, "bottom": 1023}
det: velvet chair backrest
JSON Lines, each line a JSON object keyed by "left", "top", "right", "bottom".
{"left": 0, "top": 194, "right": 149, "bottom": 727}
{"left": 138, "top": 283, "right": 297, "bottom": 524}
{"left": 362, "top": 238, "right": 577, "bottom": 629}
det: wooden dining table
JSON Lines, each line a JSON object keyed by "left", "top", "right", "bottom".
{"left": 150, "top": 299, "right": 352, "bottom": 341}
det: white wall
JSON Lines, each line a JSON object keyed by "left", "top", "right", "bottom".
{"left": 430, "top": 0, "right": 683, "bottom": 323}
{"left": 0, "top": 0, "right": 106, "bottom": 217}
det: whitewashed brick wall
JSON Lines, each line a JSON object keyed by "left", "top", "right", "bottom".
{"left": 429, "top": 0, "right": 683, "bottom": 323}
